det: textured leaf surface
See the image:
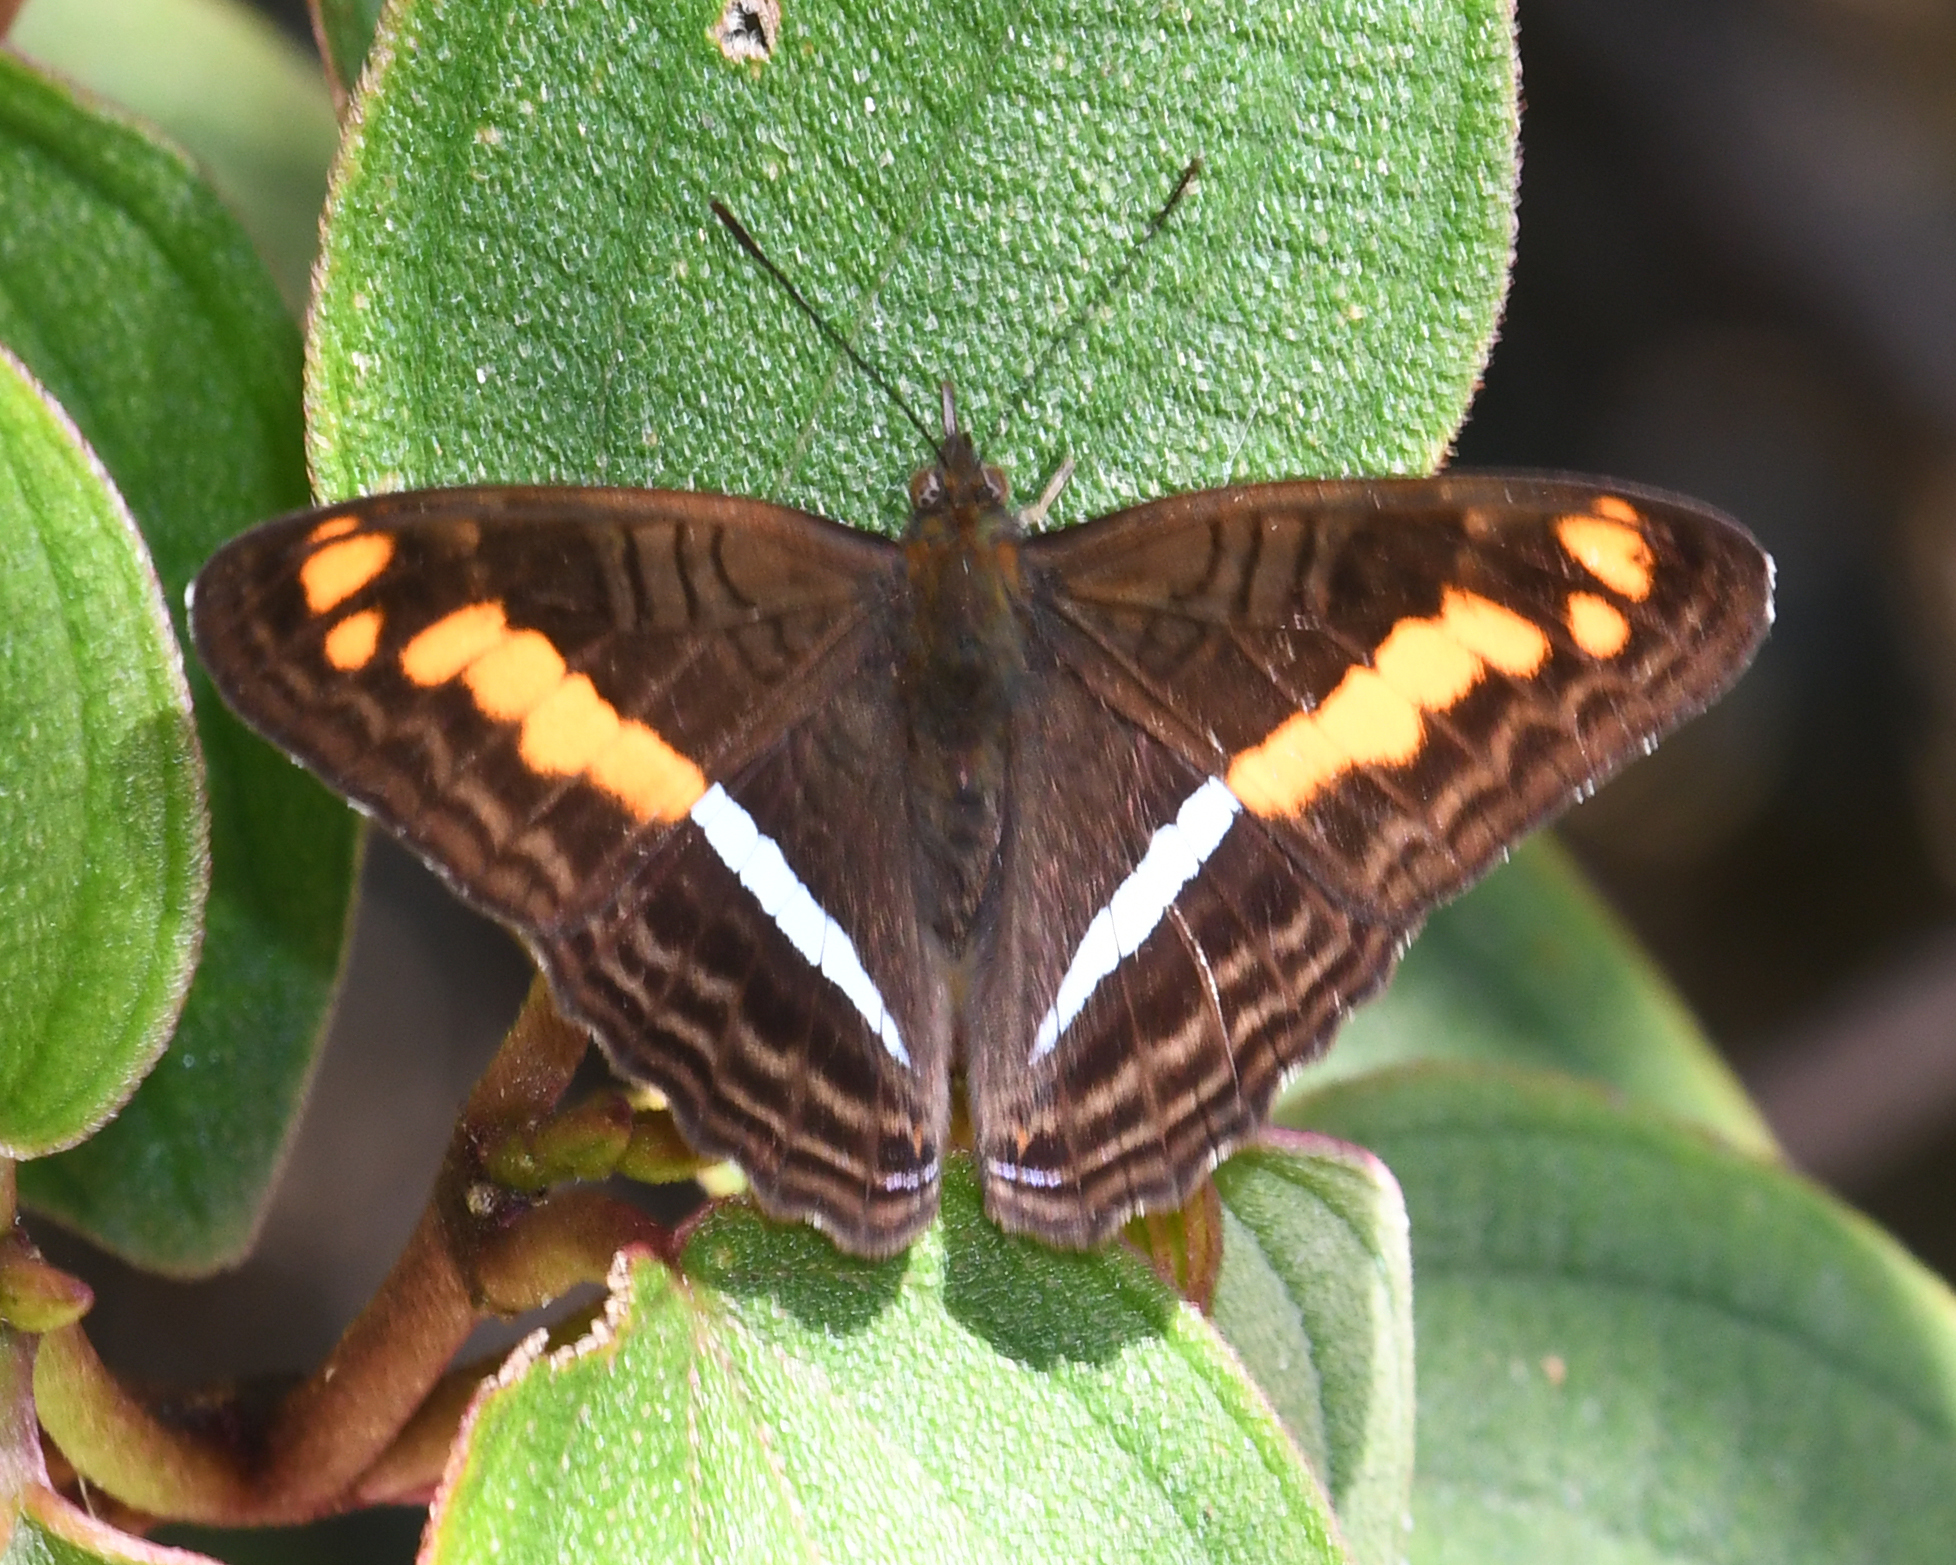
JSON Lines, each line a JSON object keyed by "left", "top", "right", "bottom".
{"left": 312, "top": 0, "right": 1518, "bottom": 529}
{"left": 1290, "top": 1067, "right": 1956, "bottom": 1565}
{"left": 0, "top": 350, "right": 204, "bottom": 1155}
{"left": 1211, "top": 1134, "right": 1414, "bottom": 1565}
{"left": 426, "top": 1162, "right": 1344, "bottom": 1565}
{"left": 0, "top": 49, "right": 358, "bottom": 1272}
{"left": 10, "top": 0, "right": 340, "bottom": 310}
{"left": 1291, "top": 836, "right": 1773, "bottom": 1153}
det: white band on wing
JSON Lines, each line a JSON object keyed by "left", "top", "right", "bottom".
{"left": 1030, "top": 775, "right": 1242, "bottom": 1062}
{"left": 689, "top": 783, "right": 910, "bottom": 1066}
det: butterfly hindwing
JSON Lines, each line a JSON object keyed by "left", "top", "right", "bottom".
{"left": 1031, "top": 473, "right": 1773, "bottom": 922}
{"left": 967, "top": 654, "right": 1401, "bottom": 1246}
{"left": 544, "top": 681, "right": 949, "bottom": 1255}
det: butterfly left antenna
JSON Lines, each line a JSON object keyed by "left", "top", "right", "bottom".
{"left": 709, "top": 199, "right": 941, "bottom": 458}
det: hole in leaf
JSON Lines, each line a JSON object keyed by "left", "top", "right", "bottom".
{"left": 712, "top": 0, "right": 780, "bottom": 62}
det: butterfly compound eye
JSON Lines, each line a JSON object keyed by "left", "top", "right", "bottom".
{"left": 910, "top": 468, "right": 945, "bottom": 509}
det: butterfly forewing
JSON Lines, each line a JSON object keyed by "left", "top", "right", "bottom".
{"left": 971, "top": 472, "right": 1769, "bottom": 1244}
{"left": 1031, "top": 474, "right": 1773, "bottom": 921}
{"left": 192, "top": 488, "right": 897, "bottom": 921}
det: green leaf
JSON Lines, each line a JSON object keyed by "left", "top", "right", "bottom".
{"left": 310, "top": 0, "right": 386, "bottom": 107}
{"left": 1212, "top": 1134, "right": 1414, "bottom": 1565}
{"left": 1289, "top": 1066, "right": 1956, "bottom": 1565}
{"left": 311, "top": 0, "right": 1517, "bottom": 526}
{"left": 0, "top": 350, "right": 205, "bottom": 1156}
{"left": 0, "top": 48, "right": 359, "bottom": 1273}
{"left": 9, "top": 0, "right": 341, "bottom": 312}
{"left": 1289, "top": 837, "right": 1774, "bottom": 1154}
{"left": 427, "top": 1162, "right": 1345, "bottom": 1564}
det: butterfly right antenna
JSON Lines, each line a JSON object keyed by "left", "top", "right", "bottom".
{"left": 989, "top": 157, "right": 1203, "bottom": 447}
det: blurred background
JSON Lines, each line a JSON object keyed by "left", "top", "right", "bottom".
{"left": 11, "top": 0, "right": 1956, "bottom": 1555}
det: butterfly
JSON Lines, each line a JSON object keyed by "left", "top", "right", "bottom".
{"left": 189, "top": 385, "right": 1772, "bottom": 1257}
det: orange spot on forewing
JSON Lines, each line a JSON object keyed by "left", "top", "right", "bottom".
{"left": 401, "top": 603, "right": 509, "bottom": 686}
{"left": 465, "top": 631, "right": 565, "bottom": 721}
{"left": 307, "top": 515, "right": 358, "bottom": 543}
{"left": 324, "top": 608, "right": 382, "bottom": 670}
{"left": 1592, "top": 495, "right": 1639, "bottom": 523}
{"left": 1557, "top": 517, "right": 1653, "bottom": 601}
{"left": 300, "top": 534, "right": 394, "bottom": 614}
{"left": 1372, "top": 618, "right": 1480, "bottom": 708}
{"left": 1567, "top": 592, "right": 1631, "bottom": 658}
{"left": 1437, "top": 590, "right": 1549, "bottom": 675}
{"left": 1227, "top": 667, "right": 1424, "bottom": 816}
{"left": 1227, "top": 711, "right": 1343, "bottom": 815}
{"left": 389, "top": 595, "right": 707, "bottom": 823}
{"left": 590, "top": 722, "right": 708, "bottom": 821}
{"left": 520, "top": 674, "right": 622, "bottom": 775}
{"left": 1315, "top": 669, "right": 1424, "bottom": 768}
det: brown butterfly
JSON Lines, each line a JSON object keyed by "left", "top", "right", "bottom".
{"left": 189, "top": 376, "right": 1771, "bottom": 1257}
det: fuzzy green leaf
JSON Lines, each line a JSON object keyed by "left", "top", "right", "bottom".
{"left": 0, "top": 350, "right": 203, "bottom": 1156}
{"left": 1211, "top": 1133, "right": 1415, "bottom": 1565}
{"left": 427, "top": 1161, "right": 1343, "bottom": 1564}
{"left": 0, "top": 49, "right": 358, "bottom": 1272}
{"left": 1290, "top": 836, "right": 1774, "bottom": 1153}
{"left": 10, "top": 0, "right": 341, "bottom": 311}
{"left": 1291, "top": 1066, "right": 1956, "bottom": 1564}
{"left": 311, "top": 0, "right": 1517, "bottom": 524}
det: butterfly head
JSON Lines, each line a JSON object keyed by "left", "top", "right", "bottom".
{"left": 905, "top": 385, "right": 1015, "bottom": 545}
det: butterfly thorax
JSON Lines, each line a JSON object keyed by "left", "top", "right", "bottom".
{"left": 897, "top": 433, "right": 1029, "bottom": 960}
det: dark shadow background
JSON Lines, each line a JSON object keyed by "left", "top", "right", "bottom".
{"left": 27, "top": 0, "right": 1956, "bottom": 1557}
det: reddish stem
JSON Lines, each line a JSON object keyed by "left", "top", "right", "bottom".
{"left": 36, "top": 979, "right": 667, "bottom": 1527}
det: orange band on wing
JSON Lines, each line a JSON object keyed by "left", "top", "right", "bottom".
{"left": 590, "top": 722, "right": 707, "bottom": 821}
{"left": 1433, "top": 588, "right": 1549, "bottom": 675}
{"left": 464, "top": 630, "right": 565, "bottom": 721}
{"left": 520, "top": 673, "right": 621, "bottom": 775}
{"left": 402, "top": 602, "right": 510, "bottom": 685}
{"left": 393, "top": 599, "right": 706, "bottom": 824}
{"left": 1226, "top": 589, "right": 1553, "bottom": 818}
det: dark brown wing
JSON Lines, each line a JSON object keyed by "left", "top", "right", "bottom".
{"left": 1027, "top": 473, "right": 1772, "bottom": 920}
{"left": 970, "top": 471, "right": 1771, "bottom": 1246}
{"left": 191, "top": 486, "right": 945, "bottom": 1254}
{"left": 966, "top": 659, "right": 1400, "bottom": 1247}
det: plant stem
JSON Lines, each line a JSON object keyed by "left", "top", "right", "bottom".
{"left": 36, "top": 978, "right": 676, "bottom": 1526}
